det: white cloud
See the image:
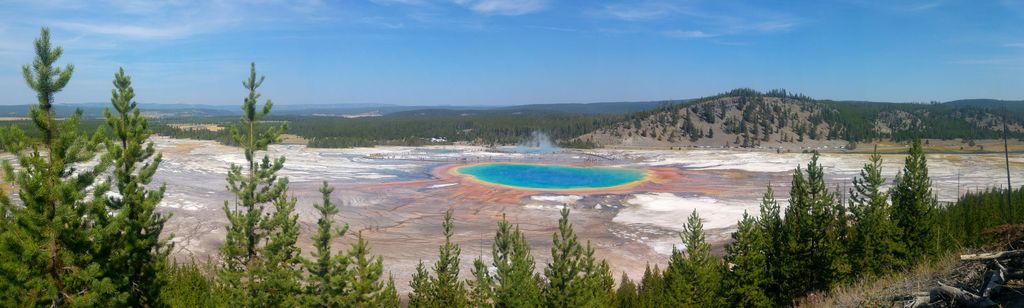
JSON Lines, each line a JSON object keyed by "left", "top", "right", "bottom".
{"left": 1005, "top": 43, "right": 1024, "bottom": 48}
{"left": 908, "top": 1, "right": 943, "bottom": 11}
{"left": 370, "top": 0, "right": 431, "bottom": 6}
{"left": 599, "top": 2, "right": 682, "bottom": 21}
{"left": 663, "top": 30, "right": 715, "bottom": 39}
{"left": 0, "top": 26, "right": 31, "bottom": 53}
{"left": 951, "top": 57, "right": 1024, "bottom": 65}
{"left": 842, "top": 0, "right": 945, "bottom": 13}
{"left": 748, "top": 20, "right": 798, "bottom": 33}
{"left": 591, "top": 1, "right": 801, "bottom": 39}
{"left": 456, "top": 0, "right": 548, "bottom": 16}
{"left": 20, "top": 1, "right": 342, "bottom": 41}
{"left": 100, "top": 0, "right": 191, "bottom": 15}
{"left": 51, "top": 22, "right": 209, "bottom": 40}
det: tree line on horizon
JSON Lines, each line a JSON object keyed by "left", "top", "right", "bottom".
{"left": 147, "top": 112, "right": 617, "bottom": 149}
{"left": 150, "top": 87, "right": 1024, "bottom": 150}
{"left": 1, "top": 28, "right": 1021, "bottom": 307}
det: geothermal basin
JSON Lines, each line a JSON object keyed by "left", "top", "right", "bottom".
{"left": 454, "top": 163, "right": 649, "bottom": 191}
{"left": 146, "top": 137, "right": 1024, "bottom": 293}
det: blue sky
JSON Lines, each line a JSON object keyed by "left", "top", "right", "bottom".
{"left": 0, "top": 0, "right": 1023, "bottom": 105}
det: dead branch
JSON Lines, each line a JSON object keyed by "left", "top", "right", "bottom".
{"left": 960, "top": 250, "right": 1024, "bottom": 261}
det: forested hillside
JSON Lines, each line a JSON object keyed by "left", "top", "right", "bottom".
{"left": 581, "top": 88, "right": 1024, "bottom": 148}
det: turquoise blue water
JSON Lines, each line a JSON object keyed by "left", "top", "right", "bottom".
{"left": 457, "top": 163, "right": 646, "bottom": 190}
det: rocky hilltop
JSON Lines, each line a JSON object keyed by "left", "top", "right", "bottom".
{"left": 578, "top": 88, "right": 1024, "bottom": 149}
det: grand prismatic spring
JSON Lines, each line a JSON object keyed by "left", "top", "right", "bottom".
{"left": 455, "top": 163, "right": 649, "bottom": 190}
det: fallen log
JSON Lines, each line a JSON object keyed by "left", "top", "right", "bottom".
{"left": 960, "top": 250, "right": 1024, "bottom": 261}
{"left": 928, "top": 285, "right": 980, "bottom": 304}
{"left": 926, "top": 282, "right": 997, "bottom": 307}
{"left": 980, "top": 261, "right": 1007, "bottom": 298}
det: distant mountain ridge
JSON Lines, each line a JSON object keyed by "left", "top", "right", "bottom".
{"left": 0, "top": 100, "right": 671, "bottom": 119}
{"left": 492, "top": 101, "right": 676, "bottom": 114}
{"left": 943, "top": 99, "right": 1024, "bottom": 112}
{"left": 0, "top": 97, "right": 1018, "bottom": 121}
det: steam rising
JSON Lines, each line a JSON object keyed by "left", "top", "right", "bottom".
{"left": 514, "top": 131, "right": 559, "bottom": 154}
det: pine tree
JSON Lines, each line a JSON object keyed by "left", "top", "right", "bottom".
{"left": 218, "top": 62, "right": 297, "bottom": 306}
{"left": 892, "top": 139, "right": 938, "bottom": 260}
{"left": 723, "top": 212, "right": 772, "bottom": 307}
{"left": 779, "top": 153, "right": 849, "bottom": 298}
{"left": 256, "top": 121, "right": 302, "bottom": 304}
{"left": 0, "top": 27, "right": 113, "bottom": 307}
{"left": 577, "top": 241, "right": 614, "bottom": 307}
{"left": 161, "top": 261, "right": 221, "bottom": 307}
{"left": 491, "top": 214, "right": 541, "bottom": 306}
{"left": 301, "top": 183, "right": 391, "bottom": 307}
{"left": 663, "top": 210, "right": 722, "bottom": 307}
{"left": 826, "top": 190, "right": 853, "bottom": 285}
{"left": 409, "top": 209, "right": 468, "bottom": 307}
{"left": 544, "top": 206, "right": 613, "bottom": 307}
{"left": 778, "top": 164, "right": 811, "bottom": 300}
{"left": 434, "top": 209, "right": 468, "bottom": 306}
{"left": 848, "top": 149, "right": 906, "bottom": 276}
{"left": 467, "top": 258, "right": 493, "bottom": 307}
{"left": 408, "top": 262, "right": 432, "bottom": 307}
{"left": 757, "top": 184, "right": 784, "bottom": 305}
{"left": 636, "top": 265, "right": 665, "bottom": 307}
{"left": 544, "top": 204, "right": 606, "bottom": 304}
{"left": 613, "top": 273, "right": 639, "bottom": 308}
{"left": 344, "top": 232, "right": 391, "bottom": 307}
{"left": 101, "top": 67, "right": 171, "bottom": 307}
{"left": 303, "top": 182, "right": 350, "bottom": 307}
{"left": 543, "top": 206, "right": 582, "bottom": 307}
{"left": 375, "top": 275, "right": 400, "bottom": 307}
